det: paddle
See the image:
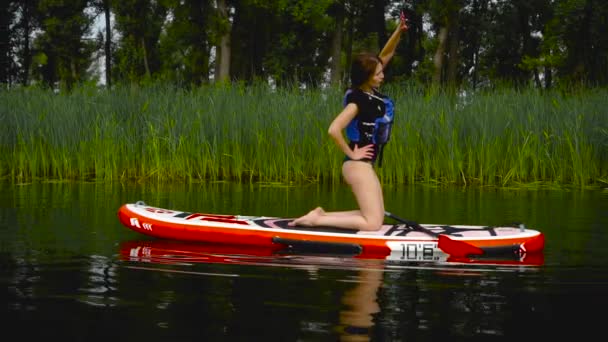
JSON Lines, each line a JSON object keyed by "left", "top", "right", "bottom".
{"left": 384, "top": 211, "right": 440, "bottom": 238}
{"left": 384, "top": 211, "right": 530, "bottom": 257}
{"left": 384, "top": 211, "right": 483, "bottom": 256}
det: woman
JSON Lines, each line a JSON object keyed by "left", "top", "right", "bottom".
{"left": 289, "top": 12, "right": 408, "bottom": 231}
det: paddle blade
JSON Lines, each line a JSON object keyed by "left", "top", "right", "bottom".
{"left": 439, "top": 234, "right": 545, "bottom": 258}
{"left": 438, "top": 234, "right": 484, "bottom": 257}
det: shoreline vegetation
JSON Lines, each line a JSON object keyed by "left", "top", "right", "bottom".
{"left": 1, "top": 83, "right": 607, "bottom": 189}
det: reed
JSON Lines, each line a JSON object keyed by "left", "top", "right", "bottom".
{"left": 1, "top": 83, "right": 606, "bottom": 188}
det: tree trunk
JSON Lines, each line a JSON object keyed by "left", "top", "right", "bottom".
{"left": 446, "top": 15, "right": 460, "bottom": 87}
{"left": 472, "top": 49, "right": 478, "bottom": 89}
{"left": 517, "top": 0, "right": 534, "bottom": 86}
{"left": 67, "top": 58, "right": 77, "bottom": 90}
{"left": 373, "top": 0, "right": 387, "bottom": 52}
{"left": 329, "top": 1, "right": 344, "bottom": 86}
{"left": 433, "top": 26, "right": 448, "bottom": 85}
{"left": 344, "top": 4, "right": 355, "bottom": 87}
{"left": 142, "top": 38, "right": 150, "bottom": 77}
{"left": 103, "top": 0, "right": 111, "bottom": 88}
{"left": 215, "top": 0, "right": 231, "bottom": 83}
{"left": 21, "top": 1, "right": 32, "bottom": 86}
{"left": 0, "top": 3, "right": 9, "bottom": 85}
{"left": 544, "top": 65, "right": 552, "bottom": 89}
{"left": 469, "top": 0, "right": 487, "bottom": 90}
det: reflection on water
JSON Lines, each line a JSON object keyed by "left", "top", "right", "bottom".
{"left": 2, "top": 182, "right": 608, "bottom": 340}
{"left": 77, "top": 255, "right": 120, "bottom": 307}
{"left": 338, "top": 267, "right": 382, "bottom": 342}
{"left": 117, "top": 239, "right": 549, "bottom": 340}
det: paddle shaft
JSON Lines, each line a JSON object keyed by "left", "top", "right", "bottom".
{"left": 384, "top": 211, "right": 440, "bottom": 238}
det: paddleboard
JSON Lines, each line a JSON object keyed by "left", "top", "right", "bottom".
{"left": 117, "top": 201, "right": 545, "bottom": 259}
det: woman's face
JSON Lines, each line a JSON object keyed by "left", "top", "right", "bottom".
{"left": 367, "top": 62, "right": 384, "bottom": 89}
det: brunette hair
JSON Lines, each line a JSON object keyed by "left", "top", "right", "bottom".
{"left": 350, "top": 53, "right": 383, "bottom": 88}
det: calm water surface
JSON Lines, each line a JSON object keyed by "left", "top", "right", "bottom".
{"left": 2, "top": 181, "right": 607, "bottom": 341}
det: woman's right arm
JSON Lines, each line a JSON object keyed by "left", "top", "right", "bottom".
{"left": 328, "top": 103, "right": 374, "bottom": 161}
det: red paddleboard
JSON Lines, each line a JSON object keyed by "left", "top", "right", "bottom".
{"left": 117, "top": 201, "right": 545, "bottom": 262}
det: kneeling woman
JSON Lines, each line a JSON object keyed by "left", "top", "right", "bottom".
{"left": 289, "top": 14, "right": 407, "bottom": 231}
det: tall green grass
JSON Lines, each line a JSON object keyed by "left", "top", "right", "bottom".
{"left": 1, "top": 83, "right": 606, "bottom": 188}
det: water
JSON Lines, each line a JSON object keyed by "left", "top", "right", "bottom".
{"left": 2, "top": 181, "right": 607, "bottom": 341}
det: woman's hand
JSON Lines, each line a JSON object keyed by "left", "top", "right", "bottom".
{"left": 379, "top": 11, "right": 409, "bottom": 65}
{"left": 400, "top": 10, "right": 409, "bottom": 32}
{"left": 350, "top": 144, "right": 375, "bottom": 161}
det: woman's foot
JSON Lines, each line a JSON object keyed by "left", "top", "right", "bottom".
{"left": 288, "top": 207, "right": 324, "bottom": 226}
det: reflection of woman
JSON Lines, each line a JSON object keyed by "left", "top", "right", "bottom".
{"left": 338, "top": 267, "right": 383, "bottom": 341}
{"left": 289, "top": 12, "right": 408, "bottom": 231}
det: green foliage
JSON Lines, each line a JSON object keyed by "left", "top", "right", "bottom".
{"left": 111, "top": 0, "right": 169, "bottom": 82}
{"left": 1, "top": 83, "right": 606, "bottom": 188}
{"left": 31, "top": 0, "right": 97, "bottom": 90}
{"left": 4, "top": 1, "right": 608, "bottom": 90}
{"left": 158, "top": 0, "right": 212, "bottom": 86}
{"left": 542, "top": 0, "right": 608, "bottom": 86}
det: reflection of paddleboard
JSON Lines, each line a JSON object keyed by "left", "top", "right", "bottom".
{"left": 119, "top": 240, "right": 281, "bottom": 266}
{"left": 117, "top": 201, "right": 545, "bottom": 260}
{"left": 119, "top": 240, "right": 544, "bottom": 267}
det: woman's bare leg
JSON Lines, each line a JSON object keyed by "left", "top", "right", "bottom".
{"left": 288, "top": 208, "right": 362, "bottom": 227}
{"left": 288, "top": 207, "right": 325, "bottom": 226}
{"left": 289, "top": 161, "right": 384, "bottom": 231}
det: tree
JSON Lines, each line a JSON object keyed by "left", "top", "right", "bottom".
{"left": 0, "top": 2, "right": 11, "bottom": 86}
{"left": 32, "top": 0, "right": 98, "bottom": 90}
{"left": 4, "top": 0, "right": 38, "bottom": 86}
{"left": 328, "top": 0, "right": 345, "bottom": 86}
{"left": 229, "top": 0, "right": 333, "bottom": 86}
{"left": 101, "top": 0, "right": 112, "bottom": 88}
{"left": 422, "top": 0, "right": 464, "bottom": 87}
{"left": 3, "top": 0, "right": 606, "bottom": 89}
{"left": 112, "top": 0, "right": 169, "bottom": 83}
{"left": 457, "top": 0, "right": 489, "bottom": 89}
{"left": 89, "top": 0, "right": 113, "bottom": 88}
{"left": 160, "top": 0, "right": 213, "bottom": 86}
{"left": 214, "top": 0, "right": 231, "bottom": 83}
{"left": 547, "top": 0, "right": 608, "bottom": 86}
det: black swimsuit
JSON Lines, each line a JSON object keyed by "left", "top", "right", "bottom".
{"left": 343, "top": 88, "right": 392, "bottom": 165}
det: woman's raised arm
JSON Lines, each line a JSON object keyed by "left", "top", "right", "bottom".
{"left": 378, "top": 11, "right": 408, "bottom": 67}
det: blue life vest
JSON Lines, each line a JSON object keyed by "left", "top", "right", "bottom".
{"left": 343, "top": 89, "right": 394, "bottom": 166}
{"left": 374, "top": 95, "right": 395, "bottom": 145}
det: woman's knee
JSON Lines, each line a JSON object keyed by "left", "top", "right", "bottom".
{"left": 359, "top": 216, "right": 384, "bottom": 231}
